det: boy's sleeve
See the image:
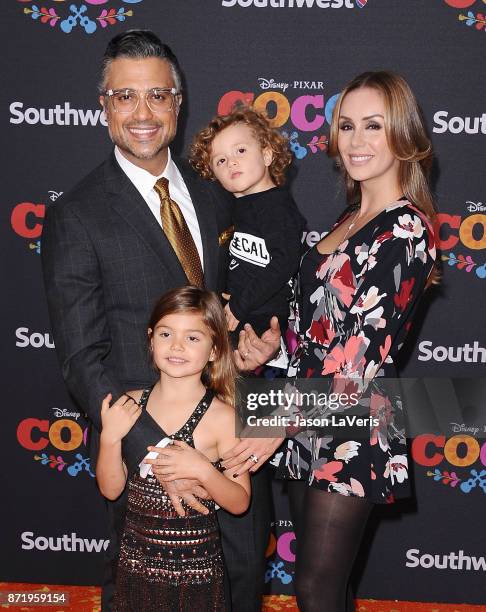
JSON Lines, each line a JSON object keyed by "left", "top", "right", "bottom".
{"left": 229, "top": 202, "right": 303, "bottom": 322}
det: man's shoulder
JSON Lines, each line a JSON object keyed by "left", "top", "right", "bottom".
{"left": 174, "top": 156, "right": 230, "bottom": 197}
{"left": 49, "top": 156, "right": 115, "bottom": 216}
{"left": 172, "top": 155, "right": 195, "bottom": 178}
{"left": 174, "top": 155, "right": 234, "bottom": 221}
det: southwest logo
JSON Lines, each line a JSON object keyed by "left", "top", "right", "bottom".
{"left": 221, "top": 0, "right": 363, "bottom": 8}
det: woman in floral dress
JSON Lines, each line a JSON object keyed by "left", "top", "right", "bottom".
{"left": 277, "top": 71, "right": 439, "bottom": 611}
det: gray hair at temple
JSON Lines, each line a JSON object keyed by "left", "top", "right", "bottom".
{"left": 98, "top": 29, "right": 183, "bottom": 93}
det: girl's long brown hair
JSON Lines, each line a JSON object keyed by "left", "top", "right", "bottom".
{"left": 148, "top": 286, "right": 238, "bottom": 406}
{"left": 328, "top": 71, "right": 440, "bottom": 285}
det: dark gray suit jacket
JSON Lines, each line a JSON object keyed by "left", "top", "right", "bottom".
{"left": 41, "top": 152, "right": 233, "bottom": 469}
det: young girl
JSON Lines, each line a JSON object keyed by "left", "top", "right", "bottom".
{"left": 190, "top": 107, "right": 305, "bottom": 345}
{"left": 96, "top": 286, "right": 251, "bottom": 612}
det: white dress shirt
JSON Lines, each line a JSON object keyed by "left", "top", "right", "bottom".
{"left": 114, "top": 146, "right": 204, "bottom": 269}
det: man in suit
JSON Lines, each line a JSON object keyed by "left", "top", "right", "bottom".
{"left": 42, "top": 30, "right": 281, "bottom": 612}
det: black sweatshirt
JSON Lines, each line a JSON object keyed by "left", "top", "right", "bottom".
{"left": 226, "top": 187, "right": 305, "bottom": 334}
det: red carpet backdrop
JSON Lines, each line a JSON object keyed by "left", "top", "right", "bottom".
{"left": 2, "top": 0, "right": 485, "bottom": 607}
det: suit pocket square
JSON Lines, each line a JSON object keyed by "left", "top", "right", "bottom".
{"left": 218, "top": 225, "right": 235, "bottom": 246}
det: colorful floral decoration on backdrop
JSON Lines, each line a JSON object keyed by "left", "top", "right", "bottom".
{"left": 18, "top": 0, "right": 143, "bottom": 34}
{"left": 443, "top": 0, "right": 486, "bottom": 32}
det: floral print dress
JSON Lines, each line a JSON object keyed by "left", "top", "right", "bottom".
{"left": 276, "top": 198, "right": 437, "bottom": 504}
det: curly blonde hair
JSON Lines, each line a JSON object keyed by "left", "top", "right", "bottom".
{"left": 189, "top": 106, "right": 292, "bottom": 187}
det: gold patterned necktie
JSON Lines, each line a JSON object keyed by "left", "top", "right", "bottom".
{"left": 153, "top": 177, "right": 204, "bottom": 288}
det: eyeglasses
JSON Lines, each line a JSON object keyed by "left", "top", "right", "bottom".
{"left": 103, "top": 87, "right": 180, "bottom": 114}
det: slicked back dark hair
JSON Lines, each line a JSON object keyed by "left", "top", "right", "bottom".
{"left": 99, "top": 29, "right": 183, "bottom": 93}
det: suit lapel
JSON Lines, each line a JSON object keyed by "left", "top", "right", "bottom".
{"left": 173, "top": 157, "right": 219, "bottom": 290}
{"left": 104, "top": 154, "right": 187, "bottom": 285}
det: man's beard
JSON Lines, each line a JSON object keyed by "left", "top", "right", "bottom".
{"left": 109, "top": 121, "right": 172, "bottom": 161}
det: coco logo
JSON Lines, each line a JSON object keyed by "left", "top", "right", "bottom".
{"left": 10, "top": 200, "right": 46, "bottom": 255}
{"left": 437, "top": 212, "right": 486, "bottom": 250}
{"left": 218, "top": 89, "right": 338, "bottom": 131}
{"left": 218, "top": 85, "right": 340, "bottom": 160}
{"left": 11, "top": 202, "right": 45, "bottom": 239}
{"left": 10, "top": 191, "right": 62, "bottom": 247}
{"left": 437, "top": 211, "right": 486, "bottom": 279}
{"left": 443, "top": 0, "right": 477, "bottom": 7}
{"left": 17, "top": 413, "right": 94, "bottom": 478}
{"left": 412, "top": 434, "right": 486, "bottom": 495}
{"left": 17, "top": 416, "right": 87, "bottom": 452}
{"left": 413, "top": 434, "right": 486, "bottom": 468}
{"left": 265, "top": 530, "right": 296, "bottom": 563}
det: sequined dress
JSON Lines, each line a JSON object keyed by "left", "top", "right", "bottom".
{"left": 113, "top": 388, "right": 225, "bottom": 612}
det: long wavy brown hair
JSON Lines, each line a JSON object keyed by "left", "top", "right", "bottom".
{"left": 148, "top": 287, "right": 238, "bottom": 406}
{"left": 189, "top": 106, "right": 292, "bottom": 186}
{"left": 328, "top": 70, "right": 439, "bottom": 285}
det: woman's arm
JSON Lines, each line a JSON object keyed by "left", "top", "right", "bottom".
{"left": 205, "top": 403, "right": 251, "bottom": 514}
{"left": 198, "top": 454, "right": 251, "bottom": 516}
{"left": 146, "top": 439, "right": 250, "bottom": 515}
{"left": 95, "top": 393, "right": 142, "bottom": 500}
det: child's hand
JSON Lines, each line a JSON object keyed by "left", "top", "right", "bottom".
{"left": 234, "top": 317, "right": 281, "bottom": 371}
{"left": 145, "top": 440, "right": 212, "bottom": 482}
{"left": 224, "top": 303, "right": 240, "bottom": 332}
{"left": 100, "top": 393, "right": 141, "bottom": 444}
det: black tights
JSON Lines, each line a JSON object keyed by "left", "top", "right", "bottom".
{"left": 288, "top": 480, "right": 373, "bottom": 612}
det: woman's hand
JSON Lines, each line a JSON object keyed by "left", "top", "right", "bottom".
{"left": 100, "top": 393, "right": 141, "bottom": 444}
{"left": 145, "top": 440, "right": 212, "bottom": 482}
{"left": 221, "top": 436, "right": 284, "bottom": 476}
{"left": 234, "top": 317, "right": 281, "bottom": 371}
{"left": 157, "top": 479, "right": 211, "bottom": 517}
